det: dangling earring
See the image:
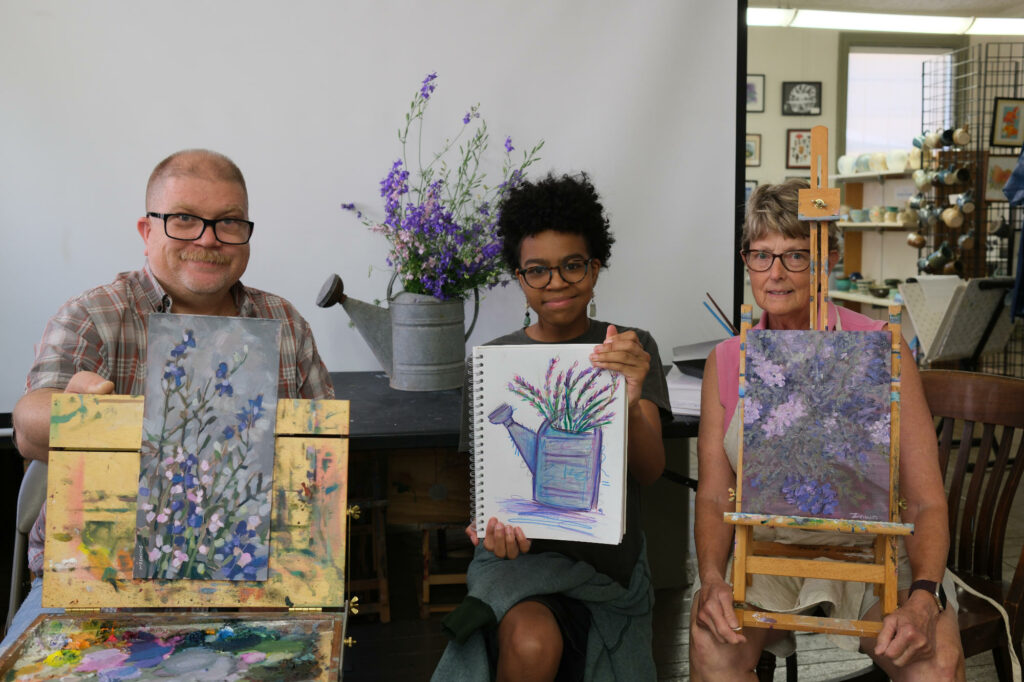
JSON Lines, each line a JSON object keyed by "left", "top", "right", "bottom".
{"left": 589, "top": 293, "right": 597, "bottom": 318}
{"left": 523, "top": 303, "right": 532, "bottom": 327}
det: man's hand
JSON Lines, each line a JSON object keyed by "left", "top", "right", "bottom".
{"left": 873, "top": 590, "right": 940, "bottom": 666}
{"left": 64, "top": 371, "right": 114, "bottom": 395}
{"left": 12, "top": 371, "right": 115, "bottom": 462}
{"left": 464, "top": 517, "right": 531, "bottom": 559}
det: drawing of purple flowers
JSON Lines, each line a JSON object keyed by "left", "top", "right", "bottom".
{"left": 340, "top": 73, "right": 544, "bottom": 300}
{"left": 506, "top": 356, "right": 620, "bottom": 433}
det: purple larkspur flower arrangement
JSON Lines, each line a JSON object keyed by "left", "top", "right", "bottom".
{"left": 341, "top": 73, "right": 544, "bottom": 300}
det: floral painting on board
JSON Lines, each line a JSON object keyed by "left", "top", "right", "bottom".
{"left": 134, "top": 314, "right": 282, "bottom": 581}
{"left": 741, "top": 330, "right": 892, "bottom": 521}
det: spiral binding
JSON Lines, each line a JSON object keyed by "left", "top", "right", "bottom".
{"left": 468, "top": 351, "right": 487, "bottom": 537}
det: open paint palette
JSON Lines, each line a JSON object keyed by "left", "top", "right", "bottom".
{"left": 0, "top": 394, "right": 352, "bottom": 680}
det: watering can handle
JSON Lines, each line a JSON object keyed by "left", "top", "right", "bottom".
{"left": 465, "top": 288, "right": 480, "bottom": 341}
{"left": 386, "top": 272, "right": 480, "bottom": 341}
{"left": 386, "top": 271, "right": 400, "bottom": 303}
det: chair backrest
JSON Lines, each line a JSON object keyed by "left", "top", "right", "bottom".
{"left": 17, "top": 460, "right": 47, "bottom": 533}
{"left": 920, "top": 369, "right": 1024, "bottom": 583}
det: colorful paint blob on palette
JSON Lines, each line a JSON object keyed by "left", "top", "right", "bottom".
{"left": 5, "top": 615, "right": 341, "bottom": 681}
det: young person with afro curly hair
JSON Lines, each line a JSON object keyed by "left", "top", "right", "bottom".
{"left": 433, "top": 172, "right": 671, "bottom": 682}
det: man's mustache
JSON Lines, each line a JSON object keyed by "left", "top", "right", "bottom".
{"left": 179, "top": 249, "right": 230, "bottom": 265}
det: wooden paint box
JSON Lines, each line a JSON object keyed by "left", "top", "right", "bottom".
{"left": 0, "top": 395, "right": 353, "bottom": 680}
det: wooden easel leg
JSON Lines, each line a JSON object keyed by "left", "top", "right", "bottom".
{"left": 883, "top": 536, "right": 898, "bottom": 616}
{"left": 734, "top": 525, "right": 751, "bottom": 602}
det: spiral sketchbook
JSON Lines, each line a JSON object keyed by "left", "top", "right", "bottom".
{"left": 469, "top": 344, "right": 629, "bottom": 545}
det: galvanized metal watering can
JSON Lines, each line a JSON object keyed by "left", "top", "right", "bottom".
{"left": 317, "top": 273, "right": 479, "bottom": 391}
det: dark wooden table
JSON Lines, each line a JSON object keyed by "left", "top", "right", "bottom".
{"left": 331, "top": 370, "right": 698, "bottom": 591}
{"left": 331, "top": 370, "right": 699, "bottom": 447}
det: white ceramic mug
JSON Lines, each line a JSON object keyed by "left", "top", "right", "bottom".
{"left": 953, "top": 124, "right": 971, "bottom": 146}
{"left": 941, "top": 206, "right": 964, "bottom": 228}
{"left": 886, "top": 149, "right": 908, "bottom": 172}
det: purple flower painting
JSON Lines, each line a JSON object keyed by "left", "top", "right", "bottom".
{"left": 742, "top": 330, "right": 892, "bottom": 521}
{"left": 134, "top": 314, "right": 282, "bottom": 581}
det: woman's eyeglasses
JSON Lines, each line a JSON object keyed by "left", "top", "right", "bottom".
{"left": 741, "top": 249, "right": 811, "bottom": 273}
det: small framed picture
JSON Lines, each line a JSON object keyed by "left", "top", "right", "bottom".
{"left": 745, "top": 180, "right": 758, "bottom": 203}
{"left": 782, "top": 81, "right": 822, "bottom": 116}
{"left": 746, "top": 74, "right": 765, "bottom": 113}
{"left": 786, "top": 129, "right": 812, "bottom": 169}
{"left": 990, "top": 97, "right": 1024, "bottom": 147}
{"left": 745, "top": 134, "right": 761, "bottom": 167}
{"left": 985, "top": 154, "right": 1018, "bottom": 201}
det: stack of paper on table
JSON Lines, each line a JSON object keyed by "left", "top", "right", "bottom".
{"left": 672, "top": 338, "right": 726, "bottom": 377}
{"left": 666, "top": 365, "right": 702, "bottom": 416}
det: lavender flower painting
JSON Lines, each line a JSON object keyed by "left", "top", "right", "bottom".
{"left": 134, "top": 314, "right": 282, "bottom": 581}
{"left": 742, "top": 330, "right": 892, "bottom": 521}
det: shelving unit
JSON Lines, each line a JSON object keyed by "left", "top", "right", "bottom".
{"left": 838, "top": 221, "right": 912, "bottom": 231}
{"left": 833, "top": 170, "right": 914, "bottom": 183}
{"left": 833, "top": 170, "right": 919, "bottom": 297}
{"left": 921, "top": 43, "right": 1024, "bottom": 376}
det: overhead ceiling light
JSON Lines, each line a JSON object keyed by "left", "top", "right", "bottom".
{"left": 790, "top": 10, "right": 973, "bottom": 34}
{"left": 746, "top": 8, "right": 796, "bottom": 27}
{"left": 967, "top": 17, "right": 1024, "bottom": 35}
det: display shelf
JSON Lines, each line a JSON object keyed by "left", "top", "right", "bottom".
{"left": 838, "top": 221, "right": 912, "bottom": 231}
{"left": 833, "top": 170, "right": 915, "bottom": 183}
{"left": 829, "top": 290, "right": 898, "bottom": 307}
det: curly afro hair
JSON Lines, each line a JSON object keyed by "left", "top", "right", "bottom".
{"left": 497, "top": 172, "right": 615, "bottom": 273}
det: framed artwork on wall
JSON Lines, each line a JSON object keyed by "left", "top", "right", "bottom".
{"left": 746, "top": 74, "right": 765, "bottom": 113}
{"left": 990, "top": 98, "right": 1024, "bottom": 147}
{"left": 745, "top": 134, "right": 761, "bottom": 167}
{"left": 985, "top": 154, "right": 1018, "bottom": 201}
{"left": 782, "top": 81, "right": 821, "bottom": 116}
{"left": 745, "top": 180, "right": 758, "bottom": 203}
{"left": 786, "top": 129, "right": 812, "bottom": 169}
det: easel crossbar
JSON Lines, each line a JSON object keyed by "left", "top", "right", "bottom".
{"left": 737, "top": 610, "right": 883, "bottom": 637}
{"left": 725, "top": 512, "right": 913, "bottom": 536}
{"left": 746, "top": 556, "right": 885, "bottom": 583}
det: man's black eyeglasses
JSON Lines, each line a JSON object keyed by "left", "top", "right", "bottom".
{"left": 517, "top": 258, "right": 594, "bottom": 289}
{"left": 147, "top": 212, "right": 254, "bottom": 245}
{"left": 741, "top": 249, "right": 811, "bottom": 273}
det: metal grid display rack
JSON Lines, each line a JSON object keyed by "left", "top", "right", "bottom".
{"left": 920, "top": 42, "right": 1023, "bottom": 376}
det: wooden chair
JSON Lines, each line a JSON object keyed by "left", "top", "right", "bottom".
{"left": 922, "top": 369, "right": 1024, "bottom": 680}
{"left": 4, "top": 460, "right": 46, "bottom": 638}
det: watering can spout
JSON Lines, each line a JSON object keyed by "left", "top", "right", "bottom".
{"left": 316, "top": 274, "right": 393, "bottom": 375}
{"left": 488, "top": 403, "right": 537, "bottom": 474}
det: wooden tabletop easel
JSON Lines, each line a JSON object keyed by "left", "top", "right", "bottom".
{"left": 724, "top": 126, "right": 913, "bottom": 638}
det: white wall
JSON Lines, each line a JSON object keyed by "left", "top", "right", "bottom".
{"left": 746, "top": 27, "right": 840, "bottom": 185}
{"left": 0, "top": 1, "right": 739, "bottom": 411}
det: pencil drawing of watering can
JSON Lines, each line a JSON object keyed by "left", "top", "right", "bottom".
{"left": 488, "top": 359, "right": 622, "bottom": 511}
{"left": 316, "top": 272, "right": 479, "bottom": 391}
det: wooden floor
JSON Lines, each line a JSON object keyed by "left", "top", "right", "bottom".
{"left": 342, "top": 442, "right": 1024, "bottom": 681}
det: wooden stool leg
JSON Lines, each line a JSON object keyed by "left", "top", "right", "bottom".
{"left": 373, "top": 504, "right": 390, "bottom": 623}
{"left": 420, "top": 528, "right": 431, "bottom": 619}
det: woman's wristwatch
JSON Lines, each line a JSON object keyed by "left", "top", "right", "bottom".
{"left": 908, "top": 579, "right": 947, "bottom": 612}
